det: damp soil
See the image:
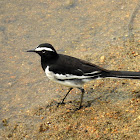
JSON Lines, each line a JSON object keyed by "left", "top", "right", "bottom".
{"left": 0, "top": 0, "right": 140, "bottom": 139}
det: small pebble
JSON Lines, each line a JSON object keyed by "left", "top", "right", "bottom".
{"left": 100, "top": 56, "right": 105, "bottom": 63}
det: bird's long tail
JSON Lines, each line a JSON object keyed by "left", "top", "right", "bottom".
{"left": 105, "top": 70, "right": 140, "bottom": 79}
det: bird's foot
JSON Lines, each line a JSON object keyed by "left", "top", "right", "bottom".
{"left": 57, "top": 101, "right": 65, "bottom": 107}
{"left": 74, "top": 105, "right": 83, "bottom": 111}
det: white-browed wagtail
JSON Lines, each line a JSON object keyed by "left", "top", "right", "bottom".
{"left": 27, "top": 43, "right": 140, "bottom": 109}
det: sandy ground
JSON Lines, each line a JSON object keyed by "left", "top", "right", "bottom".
{"left": 0, "top": 0, "right": 140, "bottom": 139}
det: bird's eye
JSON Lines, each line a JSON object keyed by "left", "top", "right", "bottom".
{"left": 42, "top": 50, "right": 46, "bottom": 53}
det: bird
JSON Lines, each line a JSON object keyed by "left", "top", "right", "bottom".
{"left": 27, "top": 43, "right": 140, "bottom": 109}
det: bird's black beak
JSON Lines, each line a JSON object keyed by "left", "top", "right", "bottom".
{"left": 27, "top": 49, "right": 35, "bottom": 52}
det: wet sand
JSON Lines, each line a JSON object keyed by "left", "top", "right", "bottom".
{"left": 0, "top": 0, "right": 140, "bottom": 139}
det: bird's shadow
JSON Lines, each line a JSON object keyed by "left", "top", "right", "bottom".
{"left": 32, "top": 94, "right": 104, "bottom": 116}
{"left": 32, "top": 87, "right": 139, "bottom": 116}
{"left": 46, "top": 94, "right": 104, "bottom": 112}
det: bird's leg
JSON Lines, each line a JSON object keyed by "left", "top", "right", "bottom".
{"left": 61, "top": 87, "right": 73, "bottom": 103}
{"left": 78, "top": 88, "right": 85, "bottom": 109}
{"left": 57, "top": 88, "right": 73, "bottom": 107}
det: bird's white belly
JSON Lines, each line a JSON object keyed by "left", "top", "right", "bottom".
{"left": 45, "top": 66, "right": 55, "bottom": 81}
{"left": 45, "top": 66, "right": 84, "bottom": 87}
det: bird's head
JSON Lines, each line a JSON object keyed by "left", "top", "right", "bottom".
{"left": 27, "top": 43, "right": 58, "bottom": 59}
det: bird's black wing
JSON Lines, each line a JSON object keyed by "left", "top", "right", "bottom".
{"left": 49, "top": 54, "right": 108, "bottom": 79}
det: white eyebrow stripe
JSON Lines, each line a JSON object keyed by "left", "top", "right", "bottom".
{"left": 35, "top": 47, "right": 54, "bottom": 52}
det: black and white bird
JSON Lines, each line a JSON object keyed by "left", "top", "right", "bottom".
{"left": 27, "top": 43, "right": 140, "bottom": 109}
